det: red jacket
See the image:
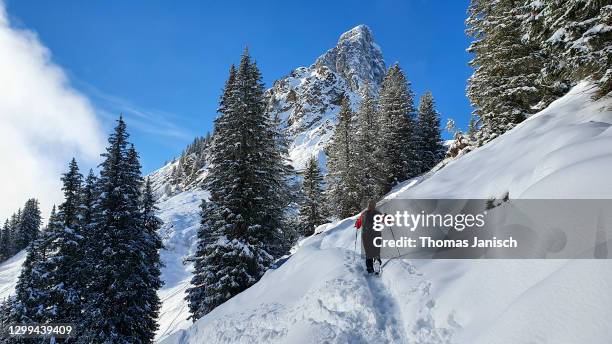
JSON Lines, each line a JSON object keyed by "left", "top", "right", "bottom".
{"left": 354, "top": 213, "right": 363, "bottom": 229}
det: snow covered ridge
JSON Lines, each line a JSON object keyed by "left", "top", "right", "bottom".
{"left": 266, "top": 24, "right": 386, "bottom": 171}
{"left": 159, "top": 82, "right": 612, "bottom": 344}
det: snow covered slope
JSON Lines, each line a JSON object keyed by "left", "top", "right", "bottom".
{"left": 155, "top": 189, "right": 209, "bottom": 342}
{"left": 161, "top": 82, "right": 612, "bottom": 344}
{"left": 0, "top": 250, "right": 25, "bottom": 301}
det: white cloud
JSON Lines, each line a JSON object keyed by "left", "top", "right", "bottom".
{"left": 0, "top": 2, "right": 105, "bottom": 221}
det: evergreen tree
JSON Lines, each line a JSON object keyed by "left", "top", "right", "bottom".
{"left": 377, "top": 64, "right": 418, "bottom": 191}
{"left": 415, "top": 92, "right": 445, "bottom": 173}
{"left": 139, "top": 177, "right": 164, "bottom": 338}
{"left": 79, "top": 169, "right": 98, "bottom": 232}
{"left": 467, "top": 0, "right": 546, "bottom": 144}
{"left": 326, "top": 96, "right": 361, "bottom": 218}
{"left": 521, "top": 0, "right": 572, "bottom": 110}
{"left": 38, "top": 159, "right": 85, "bottom": 337}
{"left": 186, "top": 50, "right": 291, "bottom": 321}
{"left": 355, "top": 85, "right": 384, "bottom": 203}
{"left": 8, "top": 211, "right": 21, "bottom": 256}
{"left": 9, "top": 233, "right": 51, "bottom": 327}
{"left": 16, "top": 199, "right": 41, "bottom": 252}
{"left": 0, "top": 219, "right": 9, "bottom": 260}
{"left": 528, "top": 0, "right": 612, "bottom": 97}
{"left": 299, "top": 156, "right": 328, "bottom": 236}
{"left": 79, "top": 117, "right": 161, "bottom": 344}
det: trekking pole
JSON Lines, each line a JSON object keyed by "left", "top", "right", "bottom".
{"left": 388, "top": 227, "right": 401, "bottom": 259}
{"left": 353, "top": 229, "right": 358, "bottom": 263}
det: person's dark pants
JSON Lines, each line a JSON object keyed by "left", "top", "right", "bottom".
{"left": 365, "top": 257, "right": 381, "bottom": 273}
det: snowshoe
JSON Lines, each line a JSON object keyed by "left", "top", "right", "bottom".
{"left": 373, "top": 259, "right": 382, "bottom": 276}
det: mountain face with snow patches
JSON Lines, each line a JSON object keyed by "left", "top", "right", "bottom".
{"left": 148, "top": 25, "right": 385, "bottom": 199}
{"left": 266, "top": 24, "right": 386, "bottom": 170}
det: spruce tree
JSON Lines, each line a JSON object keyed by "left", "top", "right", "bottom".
{"left": 16, "top": 200, "right": 41, "bottom": 252}
{"left": 186, "top": 50, "right": 291, "bottom": 321}
{"left": 79, "top": 169, "right": 98, "bottom": 232}
{"left": 139, "top": 177, "right": 164, "bottom": 338}
{"left": 299, "top": 156, "right": 328, "bottom": 236}
{"left": 0, "top": 219, "right": 9, "bottom": 260}
{"left": 377, "top": 64, "right": 418, "bottom": 192}
{"left": 39, "top": 158, "right": 85, "bottom": 336}
{"left": 529, "top": 0, "right": 612, "bottom": 97}
{"left": 9, "top": 233, "right": 50, "bottom": 327}
{"left": 355, "top": 85, "right": 384, "bottom": 203}
{"left": 8, "top": 211, "right": 21, "bottom": 255}
{"left": 326, "top": 96, "right": 361, "bottom": 218}
{"left": 467, "top": 0, "right": 546, "bottom": 145}
{"left": 415, "top": 92, "right": 445, "bottom": 173}
{"left": 79, "top": 117, "right": 161, "bottom": 344}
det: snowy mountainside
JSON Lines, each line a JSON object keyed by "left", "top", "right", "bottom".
{"left": 267, "top": 24, "right": 386, "bottom": 170}
{"left": 155, "top": 189, "right": 209, "bottom": 342}
{"left": 161, "top": 82, "right": 612, "bottom": 344}
{"left": 149, "top": 25, "right": 385, "bottom": 198}
{"left": 0, "top": 249, "right": 25, "bottom": 301}
{"left": 0, "top": 24, "right": 388, "bottom": 342}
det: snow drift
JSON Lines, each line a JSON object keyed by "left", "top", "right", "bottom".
{"left": 160, "top": 82, "right": 612, "bottom": 344}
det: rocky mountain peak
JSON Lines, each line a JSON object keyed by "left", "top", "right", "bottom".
{"left": 314, "top": 25, "right": 386, "bottom": 95}
{"left": 151, "top": 25, "right": 389, "bottom": 195}
{"left": 266, "top": 25, "right": 387, "bottom": 170}
{"left": 338, "top": 24, "right": 374, "bottom": 45}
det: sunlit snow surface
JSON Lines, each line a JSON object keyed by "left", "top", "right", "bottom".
{"left": 156, "top": 189, "right": 209, "bottom": 342}
{"left": 0, "top": 249, "right": 25, "bottom": 300}
{"left": 161, "top": 82, "right": 612, "bottom": 344}
{"left": 1, "top": 82, "right": 611, "bottom": 344}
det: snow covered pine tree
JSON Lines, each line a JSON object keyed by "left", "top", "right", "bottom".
{"left": 415, "top": 92, "right": 445, "bottom": 173}
{"left": 326, "top": 96, "right": 362, "bottom": 218}
{"left": 78, "top": 117, "right": 162, "bottom": 344}
{"left": 16, "top": 199, "right": 42, "bottom": 252}
{"left": 355, "top": 84, "right": 384, "bottom": 203}
{"left": 467, "top": 0, "right": 545, "bottom": 145}
{"left": 40, "top": 158, "right": 87, "bottom": 340}
{"left": 299, "top": 156, "right": 328, "bottom": 236}
{"left": 186, "top": 49, "right": 291, "bottom": 321}
{"left": 376, "top": 63, "right": 418, "bottom": 192}
{"left": 527, "top": 0, "right": 612, "bottom": 97}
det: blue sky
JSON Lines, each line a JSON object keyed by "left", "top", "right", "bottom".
{"left": 6, "top": 0, "right": 472, "bottom": 174}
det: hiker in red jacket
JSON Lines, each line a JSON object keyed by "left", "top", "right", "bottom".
{"left": 355, "top": 199, "right": 382, "bottom": 274}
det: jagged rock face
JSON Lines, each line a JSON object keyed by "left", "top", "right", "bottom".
{"left": 314, "top": 25, "right": 386, "bottom": 95}
{"left": 267, "top": 25, "right": 386, "bottom": 170}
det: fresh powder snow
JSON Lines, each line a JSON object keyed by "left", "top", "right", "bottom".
{"left": 159, "top": 82, "right": 612, "bottom": 344}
